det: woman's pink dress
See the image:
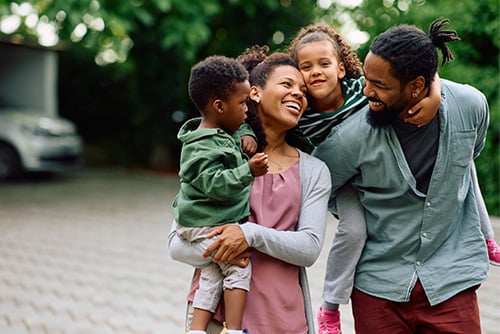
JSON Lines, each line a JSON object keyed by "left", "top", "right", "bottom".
{"left": 187, "top": 161, "right": 307, "bottom": 333}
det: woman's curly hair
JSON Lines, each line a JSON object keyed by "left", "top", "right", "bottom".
{"left": 237, "top": 45, "right": 301, "bottom": 151}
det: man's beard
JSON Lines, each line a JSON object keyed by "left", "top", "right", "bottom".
{"left": 366, "top": 100, "right": 404, "bottom": 128}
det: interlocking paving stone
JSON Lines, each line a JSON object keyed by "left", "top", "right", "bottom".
{"left": 0, "top": 169, "right": 498, "bottom": 333}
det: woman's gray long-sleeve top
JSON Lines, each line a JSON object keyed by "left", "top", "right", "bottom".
{"left": 168, "top": 150, "right": 332, "bottom": 334}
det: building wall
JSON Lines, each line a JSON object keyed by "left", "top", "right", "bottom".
{"left": 0, "top": 42, "right": 58, "bottom": 116}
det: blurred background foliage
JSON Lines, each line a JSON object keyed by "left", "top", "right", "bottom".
{"left": 0, "top": 0, "right": 498, "bottom": 214}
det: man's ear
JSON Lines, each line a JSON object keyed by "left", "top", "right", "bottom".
{"left": 410, "top": 76, "right": 426, "bottom": 98}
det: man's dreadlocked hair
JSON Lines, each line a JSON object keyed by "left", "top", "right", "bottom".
{"left": 369, "top": 18, "right": 460, "bottom": 87}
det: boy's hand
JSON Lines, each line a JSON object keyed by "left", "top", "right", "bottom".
{"left": 248, "top": 152, "right": 268, "bottom": 177}
{"left": 241, "top": 135, "right": 257, "bottom": 156}
{"left": 228, "top": 250, "right": 251, "bottom": 268}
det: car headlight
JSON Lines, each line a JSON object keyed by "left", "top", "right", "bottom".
{"left": 21, "top": 124, "right": 59, "bottom": 137}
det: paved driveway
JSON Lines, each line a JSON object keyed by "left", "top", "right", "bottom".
{"left": 0, "top": 168, "right": 498, "bottom": 333}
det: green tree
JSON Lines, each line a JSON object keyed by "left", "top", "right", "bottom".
{"left": 0, "top": 0, "right": 322, "bottom": 168}
{"left": 1, "top": 1, "right": 497, "bottom": 213}
{"left": 318, "top": 0, "right": 499, "bottom": 214}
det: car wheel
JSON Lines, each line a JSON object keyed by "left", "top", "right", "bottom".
{"left": 0, "top": 143, "right": 22, "bottom": 180}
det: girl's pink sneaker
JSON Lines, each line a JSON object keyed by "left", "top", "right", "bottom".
{"left": 317, "top": 306, "right": 342, "bottom": 334}
{"left": 487, "top": 238, "right": 500, "bottom": 266}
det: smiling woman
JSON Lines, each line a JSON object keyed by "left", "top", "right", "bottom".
{"left": 168, "top": 45, "right": 332, "bottom": 334}
{"left": 242, "top": 50, "right": 309, "bottom": 173}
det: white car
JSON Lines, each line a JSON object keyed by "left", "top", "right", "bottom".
{"left": 0, "top": 109, "right": 82, "bottom": 180}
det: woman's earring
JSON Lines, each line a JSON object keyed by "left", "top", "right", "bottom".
{"left": 255, "top": 99, "right": 260, "bottom": 104}
{"left": 412, "top": 91, "right": 418, "bottom": 98}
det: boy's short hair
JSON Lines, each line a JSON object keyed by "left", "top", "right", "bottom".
{"left": 188, "top": 55, "right": 249, "bottom": 112}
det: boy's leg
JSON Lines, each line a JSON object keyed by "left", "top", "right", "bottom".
{"left": 186, "top": 302, "right": 224, "bottom": 334}
{"left": 190, "top": 308, "right": 213, "bottom": 331}
{"left": 223, "top": 288, "right": 247, "bottom": 330}
{"left": 191, "top": 264, "right": 224, "bottom": 330}
{"left": 220, "top": 262, "right": 251, "bottom": 330}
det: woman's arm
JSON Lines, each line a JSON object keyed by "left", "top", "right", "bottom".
{"left": 168, "top": 221, "right": 251, "bottom": 268}
{"left": 204, "top": 157, "right": 331, "bottom": 267}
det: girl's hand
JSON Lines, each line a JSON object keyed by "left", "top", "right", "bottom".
{"left": 403, "top": 102, "right": 438, "bottom": 127}
{"left": 404, "top": 73, "right": 441, "bottom": 127}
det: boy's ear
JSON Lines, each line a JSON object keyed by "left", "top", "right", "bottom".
{"left": 212, "top": 99, "right": 224, "bottom": 113}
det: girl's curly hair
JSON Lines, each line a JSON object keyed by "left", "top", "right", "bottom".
{"left": 288, "top": 24, "right": 363, "bottom": 80}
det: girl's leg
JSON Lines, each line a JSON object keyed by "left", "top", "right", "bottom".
{"left": 321, "top": 183, "right": 367, "bottom": 305}
{"left": 471, "top": 163, "right": 494, "bottom": 238}
{"left": 319, "top": 184, "right": 367, "bottom": 333}
{"left": 471, "top": 163, "right": 500, "bottom": 265}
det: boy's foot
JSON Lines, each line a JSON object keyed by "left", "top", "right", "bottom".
{"left": 487, "top": 238, "right": 500, "bottom": 266}
{"left": 317, "top": 306, "right": 342, "bottom": 334}
{"left": 219, "top": 322, "right": 247, "bottom": 334}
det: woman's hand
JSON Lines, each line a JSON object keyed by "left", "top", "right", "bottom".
{"left": 202, "top": 224, "right": 249, "bottom": 263}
